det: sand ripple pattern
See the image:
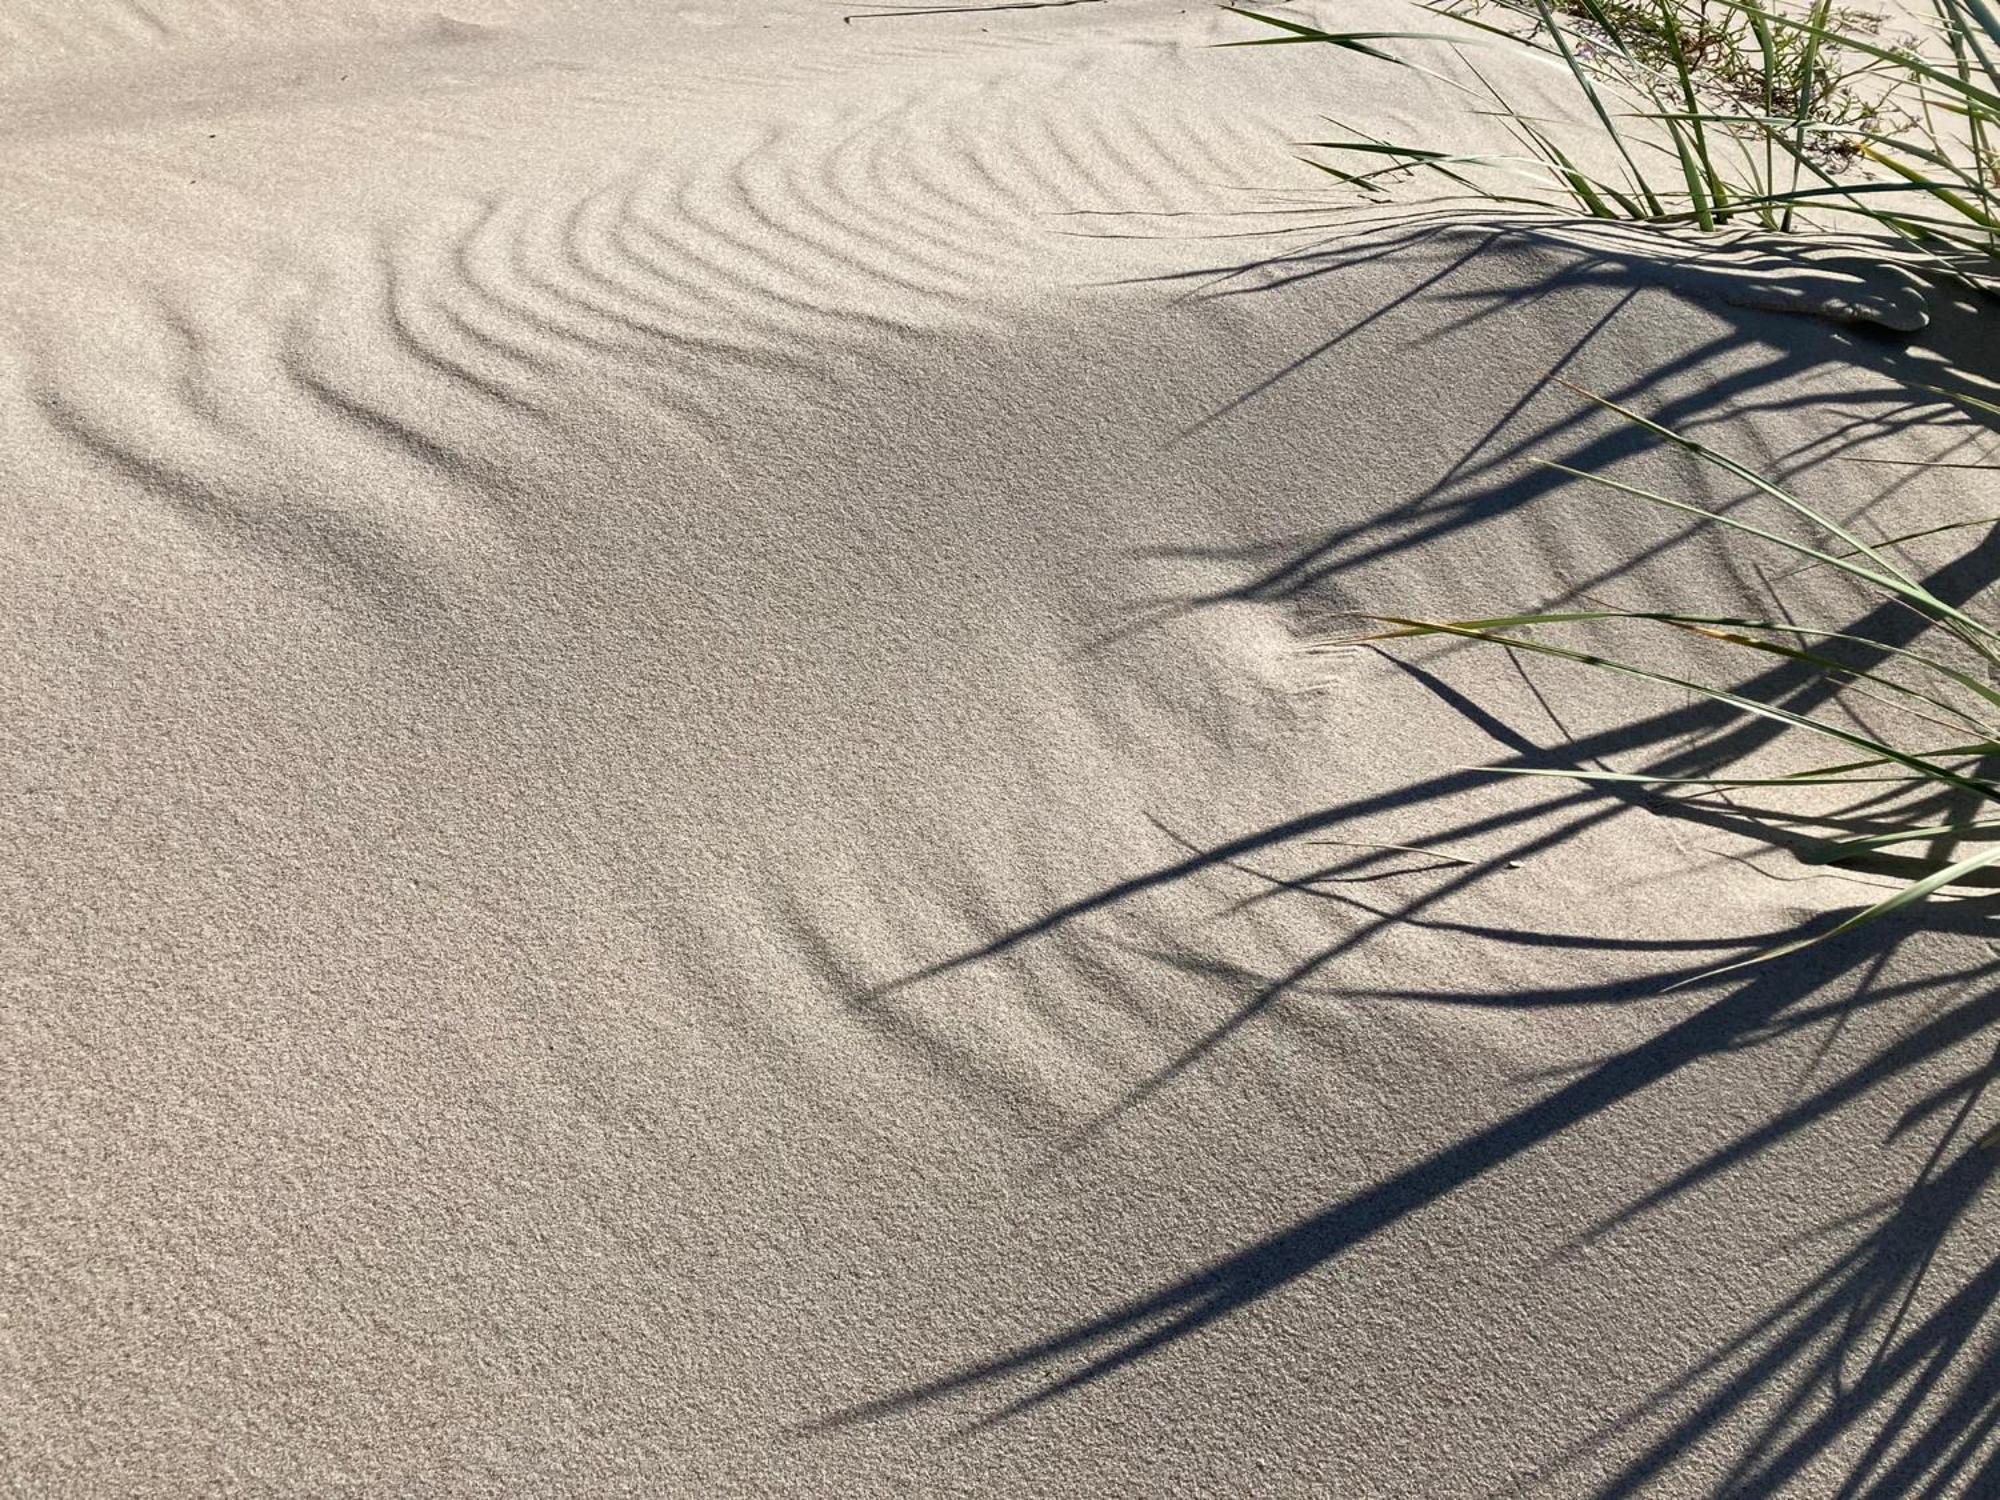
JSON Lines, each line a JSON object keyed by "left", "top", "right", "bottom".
{"left": 390, "top": 61, "right": 1284, "bottom": 407}
{"left": 16, "top": 38, "right": 1292, "bottom": 596}
{"left": 0, "top": 1, "right": 564, "bottom": 66}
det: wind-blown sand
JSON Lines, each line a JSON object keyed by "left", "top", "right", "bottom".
{"left": 7, "top": 1, "right": 2000, "bottom": 1494}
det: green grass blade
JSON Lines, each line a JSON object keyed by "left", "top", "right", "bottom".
{"left": 1806, "top": 818, "right": 2000, "bottom": 861}
{"left": 1359, "top": 617, "right": 2000, "bottom": 800}
{"left": 1686, "top": 841, "right": 2000, "bottom": 983}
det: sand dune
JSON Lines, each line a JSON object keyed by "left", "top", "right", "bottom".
{"left": 7, "top": 1, "right": 2000, "bottom": 1495}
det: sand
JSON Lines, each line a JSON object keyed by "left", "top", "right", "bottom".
{"left": 6, "top": 1, "right": 2000, "bottom": 1495}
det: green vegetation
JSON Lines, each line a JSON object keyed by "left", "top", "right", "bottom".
{"left": 1228, "top": 0, "right": 2000, "bottom": 264}
{"left": 1232, "top": 0, "right": 2000, "bottom": 970}
{"left": 1332, "top": 386, "right": 2000, "bottom": 976}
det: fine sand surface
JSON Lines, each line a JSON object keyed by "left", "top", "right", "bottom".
{"left": 7, "top": 2, "right": 2000, "bottom": 1495}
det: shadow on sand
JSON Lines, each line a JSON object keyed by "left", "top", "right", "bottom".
{"left": 817, "top": 218, "right": 2000, "bottom": 1493}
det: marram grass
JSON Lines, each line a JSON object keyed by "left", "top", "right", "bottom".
{"left": 1325, "top": 387, "right": 2000, "bottom": 980}
{"left": 1229, "top": 0, "right": 2000, "bottom": 268}
{"left": 1244, "top": 0, "right": 2000, "bottom": 975}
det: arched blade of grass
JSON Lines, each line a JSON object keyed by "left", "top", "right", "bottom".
{"left": 1861, "top": 144, "right": 2000, "bottom": 230}
{"left": 1556, "top": 383, "right": 1929, "bottom": 589}
{"left": 1295, "top": 116, "right": 1556, "bottom": 203}
{"left": 1347, "top": 615, "right": 2000, "bottom": 975}
{"left": 1803, "top": 817, "right": 2000, "bottom": 861}
{"left": 1645, "top": 619, "right": 2000, "bottom": 732}
{"left": 1350, "top": 615, "right": 2000, "bottom": 799}
{"left": 1924, "top": 383, "right": 2000, "bottom": 420}
{"left": 1774, "top": 517, "right": 2000, "bottom": 579}
{"left": 1454, "top": 763, "right": 1996, "bottom": 787}
{"left": 1544, "top": 383, "right": 2000, "bottom": 664}
{"left": 1217, "top": 7, "right": 1506, "bottom": 86}
{"left": 1352, "top": 607, "right": 2000, "bottom": 725}
{"left": 1298, "top": 137, "right": 1639, "bottom": 213}
{"left": 1692, "top": 840, "right": 2000, "bottom": 982}
{"left": 1416, "top": 738, "right": 2000, "bottom": 794}
{"left": 1533, "top": 460, "right": 2000, "bottom": 666}
{"left": 1563, "top": 739, "right": 2000, "bottom": 784}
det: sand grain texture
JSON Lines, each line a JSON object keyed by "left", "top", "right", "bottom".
{"left": 6, "top": 2, "right": 2000, "bottom": 1496}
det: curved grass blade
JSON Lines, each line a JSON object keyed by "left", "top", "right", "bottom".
{"left": 1805, "top": 818, "right": 2000, "bottom": 861}
{"left": 1357, "top": 616, "right": 2000, "bottom": 800}
{"left": 1683, "top": 840, "right": 2000, "bottom": 984}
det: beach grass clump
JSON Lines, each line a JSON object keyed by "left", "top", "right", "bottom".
{"left": 1327, "top": 387, "right": 2000, "bottom": 976}
{"left": 1239, "top": 0, "right": 2000, "bottom": 967}
{"left": 1549, "top": 0, "right": 1892, "bottom": 165}
{"left": 1228, "top": 0, "right": 2000, "bottom": 263}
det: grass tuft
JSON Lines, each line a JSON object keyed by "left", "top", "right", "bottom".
{"left": 1238, "top": 0, "right": 2000, "bottom": 970}
{"left": 1323, "top": 389, "right": 2000, "bottom": 978}
{"left": 1229, "top": 0, "right": 2000, "bottom": 264}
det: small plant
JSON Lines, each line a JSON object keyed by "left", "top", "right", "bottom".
{"left": 1228, "top": 0, "right": 2000, "bottom": 265}
{"left": 1332, "top": 386, "right": 2000, "bottom": 977}
{"left": 1548, "top": 0, "right": 1892, "bottom": 167}
{"left": 1229, "top": 0, "right": 2000, "bottom": 971}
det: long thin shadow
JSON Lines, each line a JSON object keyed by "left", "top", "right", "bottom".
{"left": 819, "top": 927, "right": 1916, "bottom": 1432}
{"left": 827, "top": 217, "right": 2000, "bottom": 1483}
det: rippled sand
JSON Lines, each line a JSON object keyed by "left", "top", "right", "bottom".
{"left": 6, "top": 3, "right": 2000, "bottom": 1495}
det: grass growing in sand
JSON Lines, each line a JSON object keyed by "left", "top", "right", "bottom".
{"left": 1330, "top": 385, "right": 2000, "bottom": 978}
{"left": 1234, "top": 0, "right": 2000, "bottom": 968}
{"left": 1229, "top": 0, "right": 2000, "bottom": 263}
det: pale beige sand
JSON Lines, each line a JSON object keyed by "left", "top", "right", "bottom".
{"left": 6, "top": 2, "right": 2000, "bottom": 1495}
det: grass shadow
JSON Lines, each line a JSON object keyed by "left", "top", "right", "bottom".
{"left": 816, "top": 214, "right": 2000, "bottom": 1489}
